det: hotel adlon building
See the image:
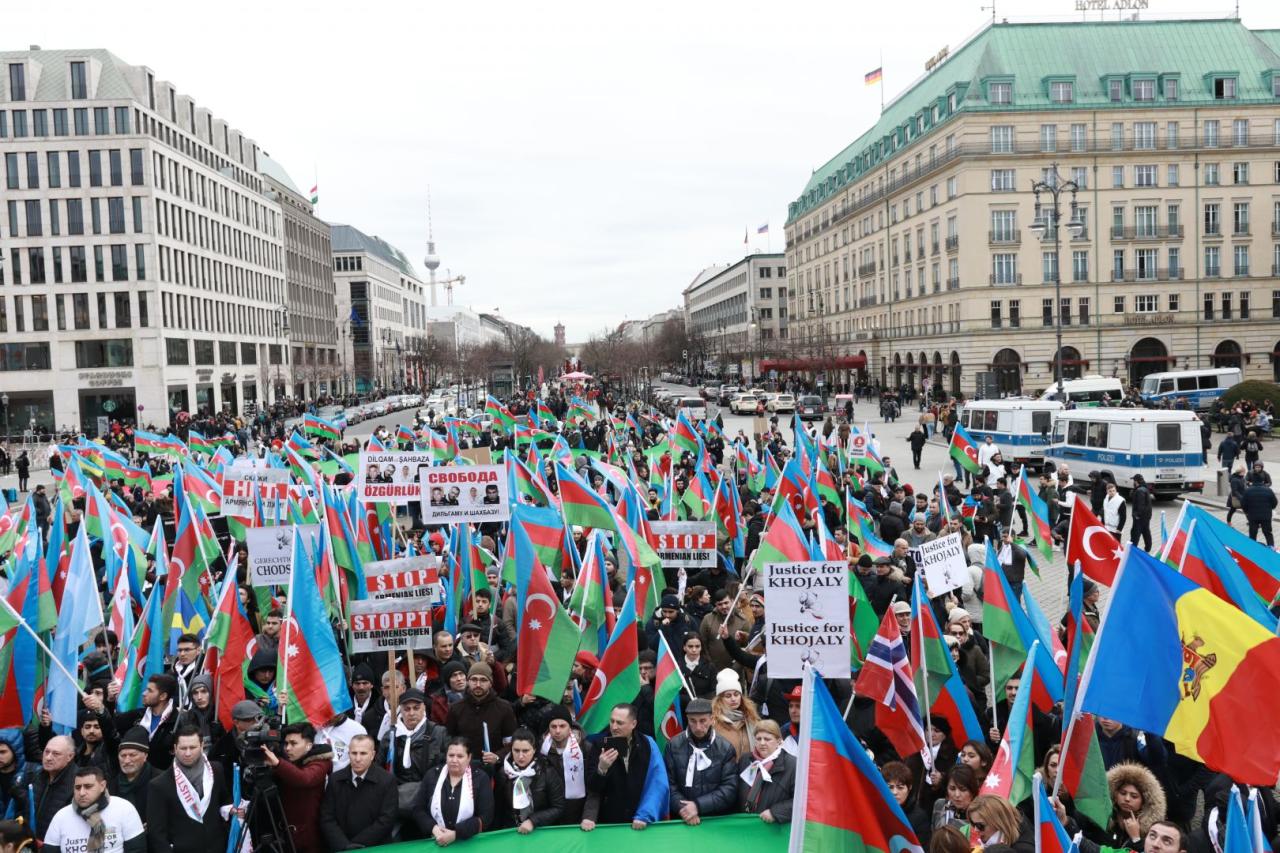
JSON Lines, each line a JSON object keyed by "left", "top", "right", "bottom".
{"left": 785, "top": 18, "right": 1280, "bottom": 398}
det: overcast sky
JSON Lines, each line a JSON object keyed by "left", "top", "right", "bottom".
{"left": 11, "top": 0, "right": 1279, "bottom": 339}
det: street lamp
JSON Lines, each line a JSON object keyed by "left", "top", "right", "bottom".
{"left": 275, "top": 304, "right": 290, "bottom": 403}
{"left": 1, "top": 393, "right": 8, "bottom": 441}
{"left": 1028, "top": 163, "right": 1085, "bottom": 397}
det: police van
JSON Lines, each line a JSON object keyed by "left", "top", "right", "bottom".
{"left": 1044, "top": 409, "right": 1207, "bottom": 499}
{"left": 1138, "top": 367, "right": 1241, "bottom": 411}
{"left": 957, "top": 399, "right": 1063, "bottom": 468}
{"left": 1040, "top": 375, "right": 1125, "bottom": 407}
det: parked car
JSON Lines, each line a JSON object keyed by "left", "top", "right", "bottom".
{"left": 797, "top": 395, "right": 826, "bottom": 421}
{"left": 718, "top": 385, "right": 741, "bottom": 405}
{"left": 768, "top": 394, "right": 797, "bottom": 414}
{"left": 729, "top": 393, "right": 759, "bottom": 415}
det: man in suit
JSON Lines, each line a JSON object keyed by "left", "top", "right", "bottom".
{"left": 319, "top": 734, "right": 399, "bottom": 851}
{"left": 146, "top": 726, "right": 230, "bottom": 853}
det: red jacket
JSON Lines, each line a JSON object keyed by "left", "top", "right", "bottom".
{"left": 274, "top": 748, "right": 333, "bottom": 853}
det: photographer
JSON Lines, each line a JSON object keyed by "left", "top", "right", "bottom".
{"left": 209, "top": 700, "right": 267, "bottom": 783}
{"left": 258, "top": 723, "right": 332, "bottom": 853}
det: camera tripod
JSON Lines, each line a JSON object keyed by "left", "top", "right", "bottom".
{"left": 232, "top": 774, "right": 298, "bottom": 853}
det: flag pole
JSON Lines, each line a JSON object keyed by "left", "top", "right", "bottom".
{"left": 879, "top": 50, "right": 885, "bottom": 113}
{"left": 912, "top": 576, "right": 935, "bottom": 771}
{"left": 0, "top": 595, "right": 88, "bottom": 700}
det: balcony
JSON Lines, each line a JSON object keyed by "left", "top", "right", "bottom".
{"left": 1110, "top": 225, "right": 1183, "bottom": 241}
{"left": 1109, "top": 268, "right": 1185, "bottom": 283}
{"left": 945, "top": 235, "right": 959, "bottom": 252}
{"left": 1205, "top": 266, "right": 1222, "bottom": 278}
{"left": 1233, "top": 227, "right": 1251, "bottom": 238}
{"left": 931, "top": 242, "right": 940, "bottom": 256}
{"left": 1071, "top": 227, "right": 1090, "bottom": 241}
{"left": 858, "top": 261, "right": 877, "bottom": 277}
{"left": 989, "top": 273, "right": 1022, "bottom": 286}
{"left": 1204, "top": 226, "right": 1222, "bottom": 237}
{"left": 989, "top": 229, "right": 1020, "bottom": 245}
{"left": 946, "top": 277, "right": 960, "bottom": 290}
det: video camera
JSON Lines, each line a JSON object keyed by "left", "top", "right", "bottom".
{"left": 239, "top": 714, "right": 282, "bottom": 772}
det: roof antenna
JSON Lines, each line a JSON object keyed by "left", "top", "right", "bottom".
{"left": 980, "top": 1, "right": 996, "bottom": 25}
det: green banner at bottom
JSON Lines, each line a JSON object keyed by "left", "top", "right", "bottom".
{"left": 369, "top": 813, "right": 790, "bottom": 852}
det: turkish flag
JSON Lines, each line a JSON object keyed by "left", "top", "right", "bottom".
{"left": 1065, "top": 497, "right": 1123, "bottom": 586}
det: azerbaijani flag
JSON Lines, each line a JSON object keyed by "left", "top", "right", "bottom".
{"left": 577, "top": 584, "right": 641, "bottom": 733}
{"left": 982, "top": 539, "right": 1063, "bottom": 710}
{"left": 278, "top": 528, "right": 352, "bottom": 725}
{"left": 1078, "top": 546, "right": 1280, "bottom": 785}
{"left": 909, "top": 573, "right": 985, "bottom": 749}
{"left": 983, "top": 640, "right": 1043, "bottom": 804}
{"left": 1014, "top": 466, "right": 1054, "bottom": 563}
{"left": 1033, "top": 774, "right": 1076, "bottom": 853}
{"left": 554, "top": 462, "right": 619, "bottom": 533}
{"left": 750, "top": 498, "right": 811, "bottom": 573}
{"left": 514, "top": 524, "right": 581, "bottom": 702}
{"left": 134, "top": 429, "right": 186, "bottom": 459}
{"left": 790, "top": 668, "right": 923, "bottom": 853}
{"left": 304, "top": 414, "right": 343, "bottom": 441}
{"left": 653, "top": 631, "right": 686, "bottom": 750}
{"left": 948, "top": 422, "right": 982, "bottom": 474}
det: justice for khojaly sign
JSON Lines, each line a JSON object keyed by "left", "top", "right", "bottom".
{"left": 763, "top": 560, "right": 851, "bottom": 679}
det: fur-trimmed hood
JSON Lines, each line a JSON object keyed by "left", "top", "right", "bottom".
{"left": 1107, "top": 761, "right": 1167, "bottom": 835}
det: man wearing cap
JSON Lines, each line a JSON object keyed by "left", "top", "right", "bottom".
{"left": 780, "top": 687, "right": 802, "bottom": 755}
{"left": 378, "top": 687, "right": 447, "bottom": 816}
{"left": 445, "top": 663, "right": 517, "bottom": 767}
{"left": 861, "top": 556, "right": 908, "bottom": 617}
{"left": 113, "top": 674, "right": 179, "bottom": 770}
{"left": 208, "top": 699, "right": 266, "bottom": 784}
{"left": 109, "top": 727, "right": 156, "bottom": 823}
{"left": 644, "top": 594, "right": 694, "bottom": 655}
{"left": 457, "top": 622, "right": 508, "bottom": 694}
{"left": 43, "top": 765, "right": 145, "bottom": 853}
{"left": 663, "top": 698, "right": 738, "bottom": 825}
{"left": 891, "top": 600, "right": 913, "bottom": 642}
{"left": 540, "top": 706, "right": 588, "bottom": 824}
{"left": 347, "top": 663, "right": 385, "bottom": 739}
{"left": 570, "top": 651, "right": 599, "bottom": 697}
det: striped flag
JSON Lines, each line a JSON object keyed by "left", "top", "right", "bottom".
{"left": 864, "top": 67, "right": 883, "bottom": 85}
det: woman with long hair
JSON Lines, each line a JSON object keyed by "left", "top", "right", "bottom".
{"left": 711, "top": 669, "right": 762, "bottom": 759}
{"left": 957, "top": 739, "right": 993, "bottom": 786}
{"left": 1086, "top": 762, "right": 1166, "bottom": 849}
{"left": 966, "top": 794, "right": 1032, "bottom": 851}
{"left": 679, "top": 633, "right": 717, "bottom": 699}
{"left": 493, "top": 729, "right": 565, "bottom": 833}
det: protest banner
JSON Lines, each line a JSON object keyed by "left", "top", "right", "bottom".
{"left": 221, "top": 467, "right": 291, "bottom": 519}
{"left": 357, "top": 450, "right": 434, "bottom": 505}
{"left": 419, "top": 464, "right": 511, "bottom": 525}
{"left": 348, "top": 597, "right": 434, "bottom": 653}
{"left": 649, "top": 521, "right": 717, "bottom": 569}
{"left": 910, "top": 532, "right": 968, "bottom": 598}
{"left": 245, "top": 524, "right": 320, "bottom": 586}
{"left": 459, "top": 446, "right": 492, "bottom": 466}
{"left": 364, "top": 555, "right": 444, "bottom": 604}
{"left": 763, "top": 560, "right": 850, "bottom": 679}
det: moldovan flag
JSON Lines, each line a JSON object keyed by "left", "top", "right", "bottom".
{"left": 790, "top": 667, "right": 923, "bottom": 853}
{"left": 1078, "top": 546, "right": 1280, "bottom": 785}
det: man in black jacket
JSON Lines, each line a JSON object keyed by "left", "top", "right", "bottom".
{"left": 319, "top": 734, "right": 398, "bottom": 851}
{"left": 663, "top": 699, "right": 738, "bottom": 824}
{"left": 10, "top": 734, "right": 76, "bottom": 839}
{"left": 1129, "top": 475, "right": 1154, "bottom": 552}
{"left": 1242, "top": 477, "right": 1278, "bottom": 545}
{"left": 581, "top": 704, "right": 666, "bottom": 830}
{"left": 108, "top": 727, "right": 155, "bottom": 824}
{"left": 114, "top": 674, "right": 180, "bottom": 770}
{"left": 146, "top": 727, "right": 230, "bottom": 853}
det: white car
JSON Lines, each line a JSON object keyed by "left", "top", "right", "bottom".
{"left": 767, "top": 394, "right": 796, "bottom": 414}
{"left": 729, "top": 393, "right": 759, "bottom": 415}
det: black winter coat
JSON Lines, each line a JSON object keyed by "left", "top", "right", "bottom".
{"left": 378, "top": 720, "right": 448, "bottom": 784}
{"left": 493, "top": 756, "right": 566, "bottom": 829}
{"left": 679, "top": 657, "right": 717, "bottom": 700}
{"left": 9, "top": 762, "right": 74, "bottom": 839}
{"left": 736, "top": 749, "right": 796, "bottom": 821}
{"left": 412, "top": 767, "right": 495, "bottom": 840}
{"left": 146, "top": 761, "right": 231, "bottom": 853}
{"left": 664, "top": 731, "right": 739, "bottom": 817}
{"left": 1242, "top": 484, "right": 1278, "bottom": 523}
{"left": 319, "top": 764, "right": 399, "bottom": 851}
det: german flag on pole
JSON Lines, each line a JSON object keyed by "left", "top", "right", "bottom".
{"left": 864, "top": 67, "right": 883, "bottom": 86}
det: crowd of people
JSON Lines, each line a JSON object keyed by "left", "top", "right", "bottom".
{"left": 0, "top": 377, "right": 1273, "bottom": 853}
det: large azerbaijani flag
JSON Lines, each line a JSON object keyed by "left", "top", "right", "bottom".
{"left": 789, "top": 668, "right": 924, "bottom": 853}
{"left": 948, "top": 422, "right": 982, "bottom": 474}
{"left": 514, "top": 524, "right": 580, "bottom": 702}
{"left": 653, "top": 631, "right": 686, "bottom": 750}
{"left": 303, "top": 413, "right": 343, "bottom": 441}
{"left": 1078, "top": 546, "right": 1280, "bottom": 785}
{"left": 278, "top": 528, "right": 352, "bottom": 726}
{"left": 577, "top": 584, "right": 641, "bottom": 733}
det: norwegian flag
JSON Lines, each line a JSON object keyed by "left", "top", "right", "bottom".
{"left": 854, "top": 608, "right": 928, "bottom": 762}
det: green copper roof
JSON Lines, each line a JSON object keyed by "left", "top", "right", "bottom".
{"left": 790, "top": 18, "right": 1280, "bottom": 223}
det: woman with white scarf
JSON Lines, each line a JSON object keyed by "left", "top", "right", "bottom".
{"left": 736, "top": 721, "right": 795, "bottom": 824}
{"left": 493, "top": 729, "right": 565, "bottom": 832}
{"left": 413, "top": 737, "right": 494, "bottom": 845}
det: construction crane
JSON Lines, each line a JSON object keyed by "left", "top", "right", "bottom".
{"left": 439, "top": 269, "right": 466, "bottom": 305}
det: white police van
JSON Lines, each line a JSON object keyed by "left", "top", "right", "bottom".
{"left": 1044, "top": 409, "right": 1207, "bottom": 499}
{"left": 1041, "top": 375, "right": 1125, "bottom": 407}
{"left": 1139, "top": 367, "right": 1241, "bottom": 411}
{"left": 957, "top": 399, "right": 1063, "bottom": 469}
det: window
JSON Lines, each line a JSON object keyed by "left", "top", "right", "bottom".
{"left": 1274, "top": 290, "right": 1280, "bottom": 318}
{"left": 52, "top": 108, "right": 67, "bottom": 136}
{"left": 1042, "top": 298, "right": 1054, "bottom": 326}
{"left": 1072, "top": 250, "right": 1088, "bottom": 282}
{"left": 1050, "top": 81, "right": 1073, "bottom": 103}
{"left": 1168, "top": 293, "right": 1179, "bottom": 312}
{"left": 990, "top": 169, "right": 1015, "bottom": 191}
{"left": 1112, "top": 166, "right": 1124, "bottom": 188}
{"left": 74, "top": 340, "right": 133, "bottom": 369}
{"left": 3, "top": 153, "right": 15, "bottom": 189}
{"left": 166, "top": 338, "right": 190, "bottom": 365}
{"left": 73, "top": 108, "right": 88, "bottom": 135}
{"left": 108, "top": 149, "right": 122, "bottom": 186}
{"left": 67, "top": 151, "right": 80, "bottom": 187}
{"left": 114, "top": 106, "right": 129, "bottom": 134}
{"left": 1167, "top": 121, "right": 1180, "bottom": 148}
{"left": 989, "top": 82, "right": 1011, "bottom": 104}
{"left": 129, "top": 148, "right": 143, "bottom": 185}
{"left": 1214, "top": 77, "right": 1236, "bottom": 100}
{"left": 991, "top": 210, "right": 1016, "bottom": 240}
{"left": 94, "top": 245, "right": 104, "bottom": 281}
{"left": 1070, "top": 123, "right": 1086, "bottom": 152}
{"left": 1042, "top": 251, "right": 1059, "bottom": 282}
{"left": 45, "top": 151, "right": 59, "bottom": 188}
{"left": 8, "top": 64, "right": 25, "bottom": 101}
{"left": 990, "top": 126, "right": 1013, "bottom": 154}
{"left": 88, "top": 149, "right": 101, "bottom": 186}
{"left": 1169, "top": 247, "right": 1181, "bottom": 277}
{"left": 990, "top": 300, "right": 1002, "bottom": 328}
{"left": 1233, "top": 162, "right": 1249, "bottom": 184}
{"left": 1233, "top": 119, "right": 1248, "bottom": 146}
{"left": 1222, "top": 292, "right": 1233, "bottom": 319}
{"left": 1205, "top": 245, "right": 1221, "bottom": 277}
{"left": 48, "top": 201, "right": 59, "bottom": 236}
{"left": 1205, "top": 120, "right": 1219, "bottom": 148}
{"left": 1115, "top": 294, "right": 1126, "bottom": 313}
{"left": 113, "top": 292, "right": 131, "bottom": 327}
{"left": 1133, "top": 79, "right": 1155, "bottom": 101}
{"left": 67, "top": 199, "right": 84, "bottom": 235}
{"left": 1164, "top": 77, "right": 1179, "bottom": 100}
{"left": 1113, "top": 249, "right": 1126, "bottom": 280}
{"left": 1079, "top": 297, "right": 1090, "bottom": 325}
{"left": 1135, "top": 206, "right": 1158, "bottom": 237}
{"left": 70, "top": 293, "right": 88, "bottom": 329}
{"left": 1111, "top": 122, "right": 1124, "bottom": 151}
{"left": 137, "top": 290, "right": 148, "bottom": 327}
{"left": 52, "top": 248, "right": 62, "bottom": 283}
{"left": 1205, "top": 163, "right": 1219, "bottom": 186}
{"left": 1168, "top": 204, "right": 1180, "bottom": 235}
{"left": 195, "top": 340, "right": 215, "bottom": 365}
{"left": 131, "top": 197, "right": 142, "bottom": 233}
{"left": 110, "top": 245, "right": 127, "bottom": 281}
{"left": 1136, "top": 248, "right": 1157, "bottom": 280}
{"left": 107, "top": 198, "right": 124, "bottom": 234}
{"left": 992, "top": 254, "right": 1017, "bottom": 284}
{"left": 1204, "top": 203, "right": 1220, "bottom": 235}
{"left": 947, "top": 176, "right": 957, "bottom": 199}
{"left": 1134, "top": 121, "right": 1156, "bottom": 149}
{"left": 1135, "top": 165, "right": 1156, "bottom": 187}
{"left": 1234, "top": 245, "right": 1249, "bottom": 276}
{"left": 220, "top": 341, "right": 240, "bottom": 364}
{"left": 1009, "top": 299, "right": 1021, "bottom": 328}
{"left": 11, "top": 111, "right": 26, "bottom": 138}
{"left": 1109, "top": 79, "right": 1123, "bottom": 102}
{"left": 1071, "top": 166, "right": 1087, "bottom": 188}
{"left": 27, "top": 249, "right": 43, "bottom": 285}
{"left": 1040, "top": 124, "right": 1057, "bottom": 152}
{"left": 1241, "top": 291, "right": 1250, "bottom": 318}
{"left": 1112, "top": 205, "right": 1125, "bottom": 237}
{"left": 69, "top": 62, "right": 87, "bottom": 98}
{"left": 93, "top": 107, "right": 109, "bottom": 135}
{"left": 1168, "top": 164, "right": 1179, "bottom": 187}
{"left": 1233, "top": 202, "right": 1250, "bottom": 235}
{"left": 24, "top": 200, "right": 40, "bottom": 237}
{"left": 135, "top": 244, "right": 146, "bottom": 280}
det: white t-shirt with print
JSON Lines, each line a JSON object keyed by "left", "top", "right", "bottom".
{"left": 43, "top": 797, "right": 144, "bottom": 853}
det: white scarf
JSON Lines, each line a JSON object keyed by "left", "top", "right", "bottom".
{"left": 142, "top": 701, "right": 174, "bottom": 736}
{"left": 782, "top": 734, "right": 798, "bottom": 756}
{"left": 542, "top": 734, "right": 585, "bottom": 800}
{"left": 739, "top": 746, "right": 782, "bottom": 786}
{"left": 375, "top": 701, "right": 393, "bottom": 742}
{"left": 683, "top": 656, "right": 700, "bottom": 672}
{"left": 684, "top": 731, "right": 717, "bottom": 787}
{"left": 173, "top": 759, "right": 213, "bottom": 823}
{"left": 394, "top": 716, "right": 428, "bottom": 769}
{"left": 502, "top": 757, "right": 537, "bottom": 811}
{"left": 352, "top": 693, "right": 372, "bottom": 723}
{"left": 430, "top": 767, "right": 474, "bottom": 829}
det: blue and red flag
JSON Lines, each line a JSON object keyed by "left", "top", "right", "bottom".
{"left": 278, "top": 528, "right": 352, "bottom": 726}
{"left": 854, "top": 607, "right": 927, "bottom": 761}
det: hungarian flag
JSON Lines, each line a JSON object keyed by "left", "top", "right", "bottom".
{"left": 278, "top": 529, "right": 352, "bottom": 725}
{"left": 1065, "top": 499, "right": 1123, "bottom": 586}
{"left": 577, "top": 585, "right": 641, "bottom": 733}
{"left": 948, "top": 422, "right": 982, "bottom": 474}
{"left": 983, "top": 641, "right": 1042, "bottom": 804}
{"left": 854, "top": 608, "right": 927, "bottom": 761}
{"left": 514, "top": 526, "right": 580, "bottom": 702}
{"left": 653, "top": 632, "right": 685, "bottom": 750}
{"left": 791, "top": 669, "right": 924, "bottom": 853}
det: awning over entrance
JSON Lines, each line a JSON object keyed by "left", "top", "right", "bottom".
{"left": 759, "top": 355, "right": 867, "bottom": 372}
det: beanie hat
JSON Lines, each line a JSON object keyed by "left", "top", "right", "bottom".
{"left": 947, "top": 607, "right": 969, "bottom": 625}
{"left": 715, "top": 668, "right": 742, "bottom": 696}
{"left": 441, "top": 661, "right": 466, "bottom": 682}
{"left": 118, "top": 726, "right": 151, "bottom": 754}
{"left": 546, "top": 704, "right": 573, "bottom": 724}
{"left": 468, "top": 661, "right": 493, "bottom": 680}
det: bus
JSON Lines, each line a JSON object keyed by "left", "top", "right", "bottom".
{"left": 957, "top": 399, "right": 1063, "bottom": 469}
{"left": 1044, "top": 408, "right": 1207, "bottom": 499}
{"left": 1041, "top": 375, "right": 1125, "bottom": 407}
{"left": 1139, "top": 367, "right": 1241, "bottom": 411}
